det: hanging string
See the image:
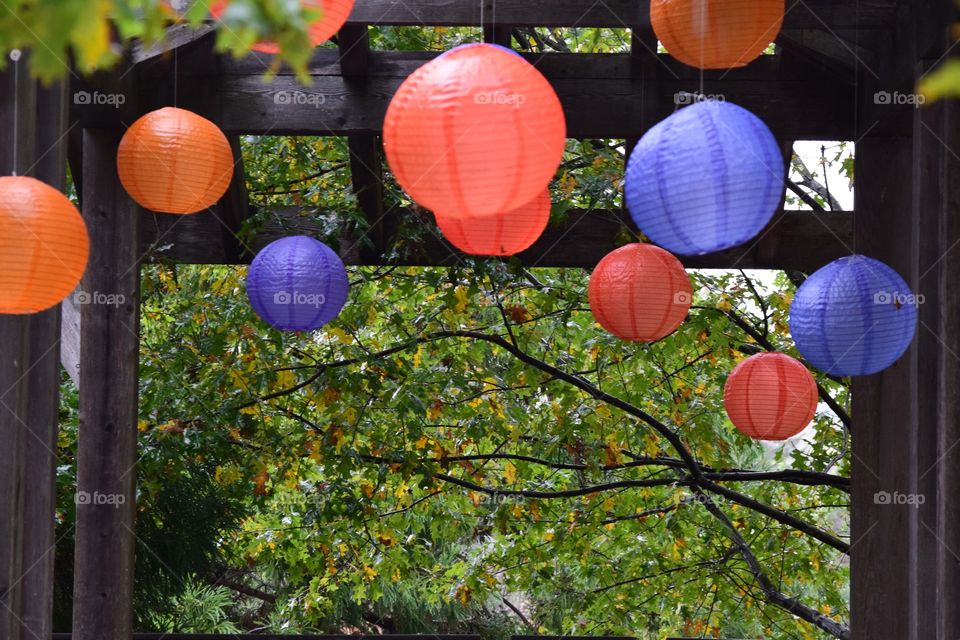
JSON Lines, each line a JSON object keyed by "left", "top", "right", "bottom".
{"left": 10, "top": 49, "right": 21, "bottom": 176}
{"left": 174, "top": 46, "right": 179, "bottom": 107}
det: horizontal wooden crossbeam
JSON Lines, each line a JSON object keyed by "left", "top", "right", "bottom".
{"left": 141, "top": 206, "right": 851, "bottom": 272}
{"left": 196, "top": 51, "right": 855, "bottom": 141}
{"left": 342, "top": 0, "right": 895, "bottom": 29}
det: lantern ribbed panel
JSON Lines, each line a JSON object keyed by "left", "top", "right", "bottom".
{"left": 0, "top": 177, "right": 89, "bottom": 314}
{"left": 383, "top": 43, "right": 566, "bottom": 218}
{"left": 651, "top": 0, "right": 785, "bottom": 69}
{"left": 209, "top": 0, "right": 355, "bottom": 53}
{"left": 625, "top": 100, "right": 783, "bottom": 256}
{"left": 435, "top": 189, "right": 550, "bottom": 256}
{"left": 588, "top": 243, "right": 692, "bottom": 342}
{"left": 789, "top": 255, "right": 918, "bottom": 377}
{"left": 246, "top": 236, "right": 350, "bottom": 332}
{"left": 723, "top": 353, "right": 817, "bottom": 441}
{"left": 117, "top": 107, "right": 234, "bottom": 215}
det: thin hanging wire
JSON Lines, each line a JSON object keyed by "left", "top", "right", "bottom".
{"left": 174, "top": 46, "right": 179, "bottom": 107}
{"left": 10, "top": 49, "right": 21, "bottom": 176}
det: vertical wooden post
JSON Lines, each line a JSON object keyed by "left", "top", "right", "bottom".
{"left": 72, "top": 128, "right": 140, "bottom": 640}
{"left": 0, "top": 50, "right": 36, "bottom": 640}
{"left": 18, "top": 75, "right": 70, "bottom": 640}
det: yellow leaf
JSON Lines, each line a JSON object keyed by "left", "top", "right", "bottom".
{"left": 413, "top": 345, "right": 423, "bottom": 367}
{"left": 454, "top": 286, "right": 470, "bottom": 313}
{"left": 544, "top": 530, "right": 555, "bottom": 542}
{"left": 504, "top": 462, "right": 517, "bottom": 484}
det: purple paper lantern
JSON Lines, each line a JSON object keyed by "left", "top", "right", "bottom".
{"left": 246, "top": 236, "right": 349, "bottom": 332}
{"left": 625, "top": 100, "right": 784, "bottom": 255}
{"left": 789, "top": 255, "right": 918, "bottom": 376}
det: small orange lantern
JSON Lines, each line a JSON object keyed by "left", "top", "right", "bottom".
{"left": 384, "top": 44, "right": 566, "bottom": 218}
{"left": 588, "top": 243, "right": 692, "bottom": 342}
{"left": 723, "top": 352, "right": 818, "bottom": 441}
{"left": 209, "top": 0, "right": 356, "bottom": 54}
{"left": 435, "top": 189, "right": 550, "bottom": 257}
{"left": 0, "top": 177, "right": 89, "bottom": 314}
{"left": 117, "top": 107, "right": 234, "bottom": 215}
{"left": 651, "top": 0, "right": 784, "bottom": 69}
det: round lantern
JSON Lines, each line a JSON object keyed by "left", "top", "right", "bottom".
{"left": 625, "top": 100, "right": 784, "bottom": 256}
{"left": 651, "top": 0, "right": 785, "bottom": 70}
{"left": 435, "top": 189, "right": 550, "bottom": 256}
{"left": 246, "top": 236, "right": 349, "bottom": 332}
{"left": 117, "top": 107, "right": 234, "bottom": 215}
{"left": 588, "top": 243, "right": 692, "bottom": 342}
{"left": 723, "top": 352, "right": 818, "bottom": 441}
{"left": 0, "top": 176, "right": 89, "bottom": 314}
{"left": 209, "top": 0, "right": 355, "bottom": 54}
{"left": 789, "top": 255, "right": 918, "bottom": 377}
{"left": 384, "top": 43, "right": 566, "bottom": 218}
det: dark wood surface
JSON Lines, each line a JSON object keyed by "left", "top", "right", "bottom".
{"left": 140, "top": 206, "right": 852, "bottom": 272}
{"left": 72, "top": 129, "right": 141, "bottom": 640}
{"left": 342, "top": 0, "right": 896, "bottom": 29}
{"left": 197, "top": 51, "right": 855, "bottom": 141}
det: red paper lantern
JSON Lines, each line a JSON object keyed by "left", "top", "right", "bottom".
{"left": 117, "top": 107, "right": 234, "bottom": 215}
{"left": 209, "top": 0, "right": 355, "bottom": 54}
{"left": 384, "top": 43, "right": 566, "bottom": 218}
{"left": 435, "top": 189, "right": 550, "bottom": 256}
{"left": 723, "top": 353, "right": 818, "bottom": 441}
{"left": 651, "top": 0, "right": 784, "bottom": 69}
{"left": 588, "top": 243, "right": 692, "bottom": 342}
{"left": 0, "top": 176, "right": 89, "bottom": 314}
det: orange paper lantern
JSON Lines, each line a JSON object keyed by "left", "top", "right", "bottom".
{"left": 723, "top": 353, "right": 818, "bottom": 441}
{"left": 117, "top": 107, "right": 234, "bottom": 215}
{"left": 0, "top": 176, "right": 89, "bottom": 314}
{"left": 209, "top": 0, "right": 355, "bottom": 53}
{"left": 651, "top": 0, "right": 784, "bottom": 69}
{"left": 384, "top": 44, "right": 566, "bottom": 218}
{"left": 588, "top": 243, "right": 692, "bottom": 342}
{"left": 435, "top": 189, "right": 551, "bottom": 256}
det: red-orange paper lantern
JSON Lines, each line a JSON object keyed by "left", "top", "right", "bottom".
{"left": 588, "top": 243, "right": 692, "bottom": 342}
{"left": 117, "top": 107, "right": 234, "bottom": 215}
{"left": 209, "top": 0, "right": 355, "bottom": 54}
{"left": 651, "top": 0, "right": 784, "bottom": 69}
{"left": 723, "top": 353, "right": 818, "bottom": 441}
{"left": 0, "top": 176, "right": 89, "bottom": 314}
{"left": 384, "top": 43, "right": 566, "bottom": 218}
{"left": 435, "top": 189, "right": 550, "bottom": 257}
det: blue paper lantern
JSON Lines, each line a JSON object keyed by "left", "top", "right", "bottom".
{"left": 625, "top": 100, "right": 784, "bottom": 255}
{"left": 790, "top": 255, "right": 918, "bottom": 376}
{"left": 246, "top": 236, "right": 349, "bottom": 332}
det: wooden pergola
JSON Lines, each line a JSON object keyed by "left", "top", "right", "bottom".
{"left": 1, "top": 1, "right": 958, "bottom": 638}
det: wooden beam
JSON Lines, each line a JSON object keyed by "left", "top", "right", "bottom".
{"left": 140, "top": 206, "right": 851, "bottom": 272}
{"left": 0, "top": 49, "right": 37, "bottom": 640}
{"left": 217, "top": 136, "right": 252, "bottom": 263}
{"left": 72, "top": 128, "right": 140, "bottom": 640}
{"left": 190, "top": 51, "right": 854, "bottom": 141}
{"left": 342, "top": 0, "right": 896, "bottom": 29}
{"left": 17, "top": 76, "right": 69, "bottom": 640}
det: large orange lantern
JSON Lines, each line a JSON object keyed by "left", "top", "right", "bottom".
{"left": 384, "top": 44, "right": 566, "bottom": 218}
{"left": 435, "top": 189, "right": 551, "bottom": 257}
{"left": 0, "top": 177, "right": 89, "bottom": 314}
{"left": 209, "top": 0, "right": 355, "bottom": 54}
{"left": 723, "top": 353, "right": 818, "bottom": 441}
{"left": 651, "top": 0, "right": 784, "bottom": 69}
{"left": 117, "top": 107, "right": 234, "bottom": 215}
{"left": 588, "top": 244, "right": 692, "bottom": 342}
